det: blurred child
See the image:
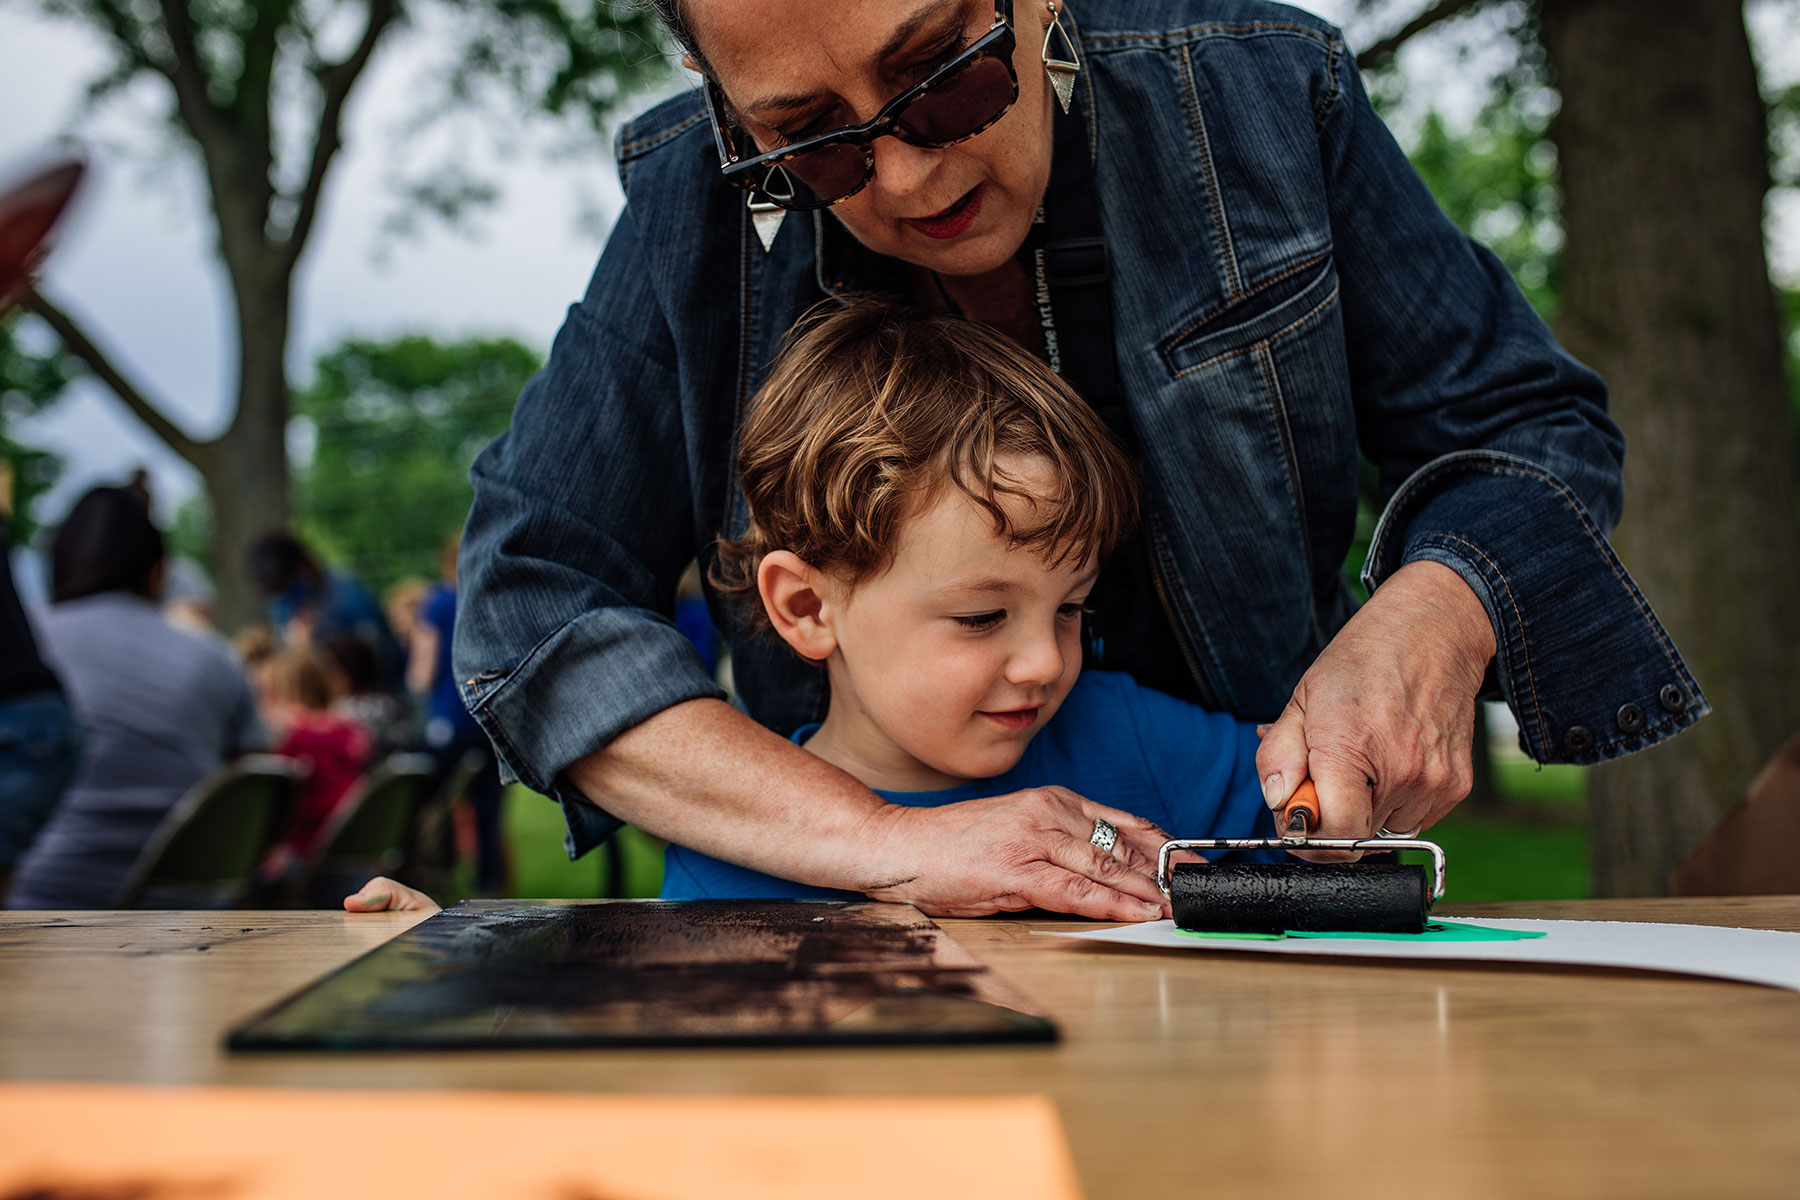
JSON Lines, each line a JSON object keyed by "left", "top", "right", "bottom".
{"left": 671, "top": 299, "right": 1277, "bottom": 901}
{"left": 254, "top": 648, "right": 373, "bottom": 866}
{"left": 323, "top": 634, "right": 414, "bottom": 757}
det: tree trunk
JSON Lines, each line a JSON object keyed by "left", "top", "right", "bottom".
{"left": 1539, "top": 0, "right": 1800, "bottom": 895}
{"left": 206, "top": 274, "right": 293, "bottom": 633}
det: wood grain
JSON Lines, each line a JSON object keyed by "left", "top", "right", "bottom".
{"left": 1, "top": 897, "right": 1795, "bottom": 1199}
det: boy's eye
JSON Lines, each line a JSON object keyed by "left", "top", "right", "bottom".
{"left": 1057, "top": 603, "right": 1090, "bottom": 620}
{"left": 953, "top": 610, "right": 1006, "bottom": 630}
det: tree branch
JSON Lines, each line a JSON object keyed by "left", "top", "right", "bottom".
{"left": 282, "top": 0, "right": 400, "bottom": 271}
{"left": 151, "top": 0, "right": 229, "bottom": 151}
{"left": 20, "top": 287, "right": 207, "bottom": 469}
{"left": 1356, "top": 0, "right": 1494, "bottom": 71}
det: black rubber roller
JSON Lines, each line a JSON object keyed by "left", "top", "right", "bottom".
{"left": 1170, "top": 863, "right": 1430, "bottom": 934}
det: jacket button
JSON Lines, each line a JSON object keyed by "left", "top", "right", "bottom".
{"left": 1659, "top": 684, "right": 1686, "bottom": 713}
{"left": 1564, "top": 725, "right": 1595, "bottom": 754}
{"left": 1616, "top": 702, "right": 1644, "bottom": 733}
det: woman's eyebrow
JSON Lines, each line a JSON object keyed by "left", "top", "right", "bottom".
{"left": 739, "top": 0, "right": 966, "bottom": 120}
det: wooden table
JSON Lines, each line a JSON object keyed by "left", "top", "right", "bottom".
{"left": 3, "top": 897, "right": 1797, "bottom": 1198}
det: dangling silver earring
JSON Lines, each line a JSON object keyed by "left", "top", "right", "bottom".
{"left": 747, "top": 167, "right": 793, "bottom": 252}
{"left": 1042, "top": 1, "right": 1080, "bottom": 115}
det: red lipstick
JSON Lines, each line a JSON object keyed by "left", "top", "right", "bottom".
{"left": 905, "top": 184, "right": 984, "bottom": 240}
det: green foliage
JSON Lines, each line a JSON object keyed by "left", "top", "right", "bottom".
{"left": 0, "top": 314, "right": 77, "bottom": 543}
{"left": 1409, "top": 101, "right": 1563, "bottom": 318}
{"left": 291, "top": 332, "right": 541, "bottom": 594}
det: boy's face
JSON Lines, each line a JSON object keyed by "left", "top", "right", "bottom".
{"left": 804, "top": 453, "right": 1095, "bottom": 791}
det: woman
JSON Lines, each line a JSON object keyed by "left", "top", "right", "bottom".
{"left": 6, "top": 488, "right": 265, "bottom": 908}
{"left": 454, "top": 0, "right": 1704, "bottom": 919}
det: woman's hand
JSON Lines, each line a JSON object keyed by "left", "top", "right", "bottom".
{"left": 573, "top": 699, "right": 1174, "bottom": 923}
{"left": 1255, "top": 561, "right": 1495, "bottom": 860}
{"left": 860, "top": 788, "right": 1172, "bottom": 922}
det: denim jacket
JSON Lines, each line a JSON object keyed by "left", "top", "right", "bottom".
{"left": 456, "top": 0, "right": 1706, "bottom": 856}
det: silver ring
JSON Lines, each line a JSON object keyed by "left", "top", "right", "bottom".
{"left": 1089, "top": 818, "right": 1118, "bottom": 854}
{"left": 1378, "top": 823, "right": 1423, "bottom": 839}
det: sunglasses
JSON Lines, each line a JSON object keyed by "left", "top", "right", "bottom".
{"left": 706, "top": 0, "right": 1018, "bottom": 212}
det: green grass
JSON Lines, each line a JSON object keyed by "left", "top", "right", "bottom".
{"left": 1428, "top": 758, "right": 1591, "bottom": 902}
{"left": 443, "top": 784, "right": 666, "bottom": 902}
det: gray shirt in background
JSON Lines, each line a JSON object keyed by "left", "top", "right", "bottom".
{"left": 6, "top": 592, "right": 265, "bottom": 908}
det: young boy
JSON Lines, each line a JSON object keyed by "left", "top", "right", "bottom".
{"left": 662, "top": 299, "right": 1276, "bottom": 900}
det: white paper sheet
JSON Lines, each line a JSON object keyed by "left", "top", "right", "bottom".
{"left": 1045, "top": 918, "right": 1800, "bottom": 992}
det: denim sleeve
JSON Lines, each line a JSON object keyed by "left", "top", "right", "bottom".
{"left": 1318, "top": 39, "right": 1707, "bottom": 764}
{"left": 453, "top": 205, "right": 726, "bottom": 857}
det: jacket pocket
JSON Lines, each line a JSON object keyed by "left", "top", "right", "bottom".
{"left": 1159, "top": 253, "right": 1339, "bottom": 379}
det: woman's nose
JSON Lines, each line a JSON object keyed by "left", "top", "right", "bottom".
{"left": 869, "top": 134, "right": 941, "bottom": 199}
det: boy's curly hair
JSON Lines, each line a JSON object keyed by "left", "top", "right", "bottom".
{"left": 712, "top": 297, "right": 1139, "bottom": 633}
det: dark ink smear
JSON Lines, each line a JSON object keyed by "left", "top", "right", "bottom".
{"left": 229, "top": 900, "right": 1054, "bottom": 1049}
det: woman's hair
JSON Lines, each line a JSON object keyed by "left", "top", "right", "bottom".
{"left": 642, "top": 1, "right": 708, "bottom": 72}
{"left": 712, "top": 297, "right": 1138, "bottom": 633}
{"left": 50, "top": 485, "right": 164, "bottom": 603}
{"left": 255, "top": 648, "right": 334, "bottom": 712}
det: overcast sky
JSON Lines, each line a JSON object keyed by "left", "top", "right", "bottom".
{"left": 2, "top": 0, "right": 1795, "bottom": 550}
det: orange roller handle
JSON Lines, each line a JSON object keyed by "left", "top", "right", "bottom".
{"left": 1279, "top": 778, "right": 1321, "bottom": 838}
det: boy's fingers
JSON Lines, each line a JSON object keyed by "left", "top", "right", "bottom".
{"left": 342, "top": 888, "right": 389, "bottom": 912}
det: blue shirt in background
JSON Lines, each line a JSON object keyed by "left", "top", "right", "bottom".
{"left": 660, "top": 671, "right": 1280, "bottom": 900}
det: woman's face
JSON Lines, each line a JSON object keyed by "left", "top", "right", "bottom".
{"left": 687, "top": 0, "right": 1057, "bottom": 277}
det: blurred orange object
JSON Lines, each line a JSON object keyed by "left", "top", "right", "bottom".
{"left": 0, "top": 1084, "right": 1081, "bottom": 1199}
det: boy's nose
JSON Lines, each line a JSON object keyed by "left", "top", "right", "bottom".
{"left": 1005, "top": 628, "right": 1066, "bottom": 688}
{"left": 870, "top": 135, "right": 940, "bottom": 200}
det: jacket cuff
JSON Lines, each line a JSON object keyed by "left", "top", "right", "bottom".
{"left": 1363, "top": 450, "right": 1708, "bottom": 764}
{"left": 459, "top": 608, "right": 726, "bottom": 859}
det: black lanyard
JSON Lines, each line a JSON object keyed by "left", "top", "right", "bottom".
{"left": 1021, "top": 89, "right": 1130, "bottom": 449}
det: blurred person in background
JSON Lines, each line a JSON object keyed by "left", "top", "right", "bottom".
{"left": 411, "top": 533, "right": 505, "bottom": 893}
{"left": 382, "top": 577, "right": 428, "bottom": 662}
{"left": 247, "top": 531, "right": 402, "bottom": 692}
{"left": 323, "top": 633, "right": 414, "bottom": 757}
{"left": 0, "top": 464, "right": 80, "bottom": 899}
{"left": 6, "top": 486, "right": 265, "bottom": 908}
{"left": 0, "top": 158, "right": 85, "bottom": 902}
{"left": 159, "top": 555, "right": 219, "bottom": 637}
{"left": 250, "top": 648, "right": 373, "bottom": 876}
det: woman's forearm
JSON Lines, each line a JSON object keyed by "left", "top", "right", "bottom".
{"left": 564, "top": 697, "right": 907, "bottom": 893}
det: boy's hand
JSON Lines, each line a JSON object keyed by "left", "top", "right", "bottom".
{"left": 343, "top": 876, "right": 441, "bottom": 914}
{"left": 861, "top": 788, "right": 1173, "bottom": 922}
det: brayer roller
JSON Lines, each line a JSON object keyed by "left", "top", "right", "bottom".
{"left": 1156, "top": 780, "right": 1448, "bottom": 934}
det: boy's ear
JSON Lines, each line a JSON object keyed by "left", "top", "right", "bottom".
{"left": 757, "top": 551, "right": 837, "bottom": 662}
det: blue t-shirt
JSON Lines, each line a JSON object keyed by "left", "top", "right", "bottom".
{"left": 420, "top": 584, "right": 480, "bottom": 738}
{"left": 659, "top": 670, "right": 1279, "bottom": 899}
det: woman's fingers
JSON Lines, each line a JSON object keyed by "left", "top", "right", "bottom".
{"left": 1254, "top": 700, "right": 1311, "bottom": 816}
{"left": 1022, "top": 861, "right": 1168, "bottom": 921}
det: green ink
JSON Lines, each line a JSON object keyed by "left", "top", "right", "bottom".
{"left": 1174, "top": 920, "right": 1547, "bottom": 944}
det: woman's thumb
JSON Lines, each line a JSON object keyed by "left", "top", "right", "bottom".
{"left": 1254, "top": 704, "right": 1310, "bottom": 812}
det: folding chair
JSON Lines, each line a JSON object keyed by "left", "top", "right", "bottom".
{"left": 402, "top": 747, "right": 485, "bottom": 897}
{"left": 114, "top": 755, "right": 301, "bottom": 908}
{"left": 287, "top": 753, "right": 435, "bottom": 908}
